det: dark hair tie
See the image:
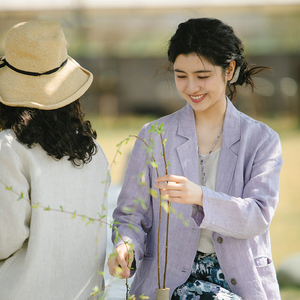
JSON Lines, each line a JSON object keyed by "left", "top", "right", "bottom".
{"left": 0, "top": 58, "right": 68, "bottom": 76}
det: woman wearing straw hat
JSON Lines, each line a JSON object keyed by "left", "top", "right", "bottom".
{"left": 0, "top": 20, "right": 109, "bottom": 299}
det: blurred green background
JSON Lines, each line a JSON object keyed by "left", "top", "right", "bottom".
{"left": 1, "top": 0, "right": 300, "bottom": 298}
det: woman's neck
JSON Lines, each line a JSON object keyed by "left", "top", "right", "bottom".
{"left": 194, "top": 98, "right": 226, "bottom": 130}
{"left": 194, "top": 97, "right": 227, "bottom": 154}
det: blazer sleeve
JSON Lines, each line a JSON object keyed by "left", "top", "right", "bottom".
{"left": 199, "top": 130, "right": 282, "bottom": 239}
{"left": 112, "top": 125, "right": 153, "bottom": 273}
{"left": 0, "top": 138, "right": 31, "bottom": 260}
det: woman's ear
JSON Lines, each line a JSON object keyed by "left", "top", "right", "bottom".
{"left": 226, "top": 60, "right": 236, "bottom": 81}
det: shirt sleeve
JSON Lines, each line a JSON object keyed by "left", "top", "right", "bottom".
{"left": 111, "top": 125, "right": 153, "bottom": 274}
{"left": 199, "top": 130, "right": 282, "bottom": 239}
{"left": 0, "top": 137, "right": 31, "bottom": 260}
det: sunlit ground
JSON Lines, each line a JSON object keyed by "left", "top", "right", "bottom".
{"left": 89, "top": 113, "right": 300, "bottom": 299}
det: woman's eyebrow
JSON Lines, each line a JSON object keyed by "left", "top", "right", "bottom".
{"left": 174, "top": 69, "right": 212, "bottom": 73}
{"left": 195, "top": 70, "right": 212, "bottom": 74}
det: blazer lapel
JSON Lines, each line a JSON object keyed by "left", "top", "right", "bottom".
{"left": 174, "top": 100, "right": 241, "bottom": 195}
{"left": 176, "top": 104, "right": 200, "bottom": 185}
{"left": 216, "top": 99, "right": 241, "bottom": 194}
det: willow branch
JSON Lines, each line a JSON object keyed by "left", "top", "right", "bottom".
{"left": 160, "top": 133, "right": 170, "bottom": 289}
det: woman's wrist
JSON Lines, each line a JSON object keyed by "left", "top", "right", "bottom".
{"left": 197, "top": 185, "right": 203, "bottom": 207}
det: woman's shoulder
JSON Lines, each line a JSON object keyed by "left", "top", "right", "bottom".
{"left": 94, "top": 139, "right": 109, "bottom": 166}
{"left": 0, "top": 129, "right": 44, "bottom": 155}
{"left": 238, "top": 110, "right": 280, "bottom": 143}
{"left": 139, "top": 106, "right": 185, "bottom": 136}
{"left": 0, "top": 129, "right": 15, "bottom": 142}
{"left": 0, "top": 129, "right": 22, "bottom": 151}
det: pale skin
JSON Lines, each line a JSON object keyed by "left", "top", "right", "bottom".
{"left": 107, "top": 243, "right": 134, "bottom": 279}
{"left": 107, "top": 53, "right": 236, "bottom": 279}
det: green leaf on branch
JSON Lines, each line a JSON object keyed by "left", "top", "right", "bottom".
{"left": 159, "top": 123, "right": 164, "bottom": 132}
{"left": 114, "top": 236, "right": 120, "bottom": 244}
{"left": 72, "top": 211, "right": 76, "bottom": 219}
{"left": 32, "top": 202, "right": 39, "bottom": 209}
{"left": 178, "top": 212, "right": 183, "bottom": 220}
{"left": 161, "top": 201, "right": 170, "bottom": 213}
{"left": 5, "top": 186, "right": 12, "bottom": 191}
{"left": 161, "top": 194, "right": 169, "bottom": 200}
{"left": 137, "top": 172, "right": 146, "bottom": 186}
{"left": 116, "top": 141, "right": 123, "bottom": 148}
{"left": 149, "top": 161, "right": 158, "bottom": 168}
{"left": 183, "top": 220, "right": 190, "bottom": 227}
{"left": 17, "top": 193, "right": 24, "bottom": 201}
{"left": 134, "top": 197, "right": 147, "bottom": 210}
{"left": 86, "top": 218, "right": 94, "bottom": 226}
{"left": 170, "top": 206, "right": 176, "bottom": 214}
{"left": 122, "top": 206, "right": 135, "bottom": 214}
{"left": 97, "top": 212, "right": 106, "bottom": 220}
{"left": 149, "top": 188, "right": 158, "bottom": 198}
{"left": 91, "top": 285, "right": 100, "bottom": 296}
{"left": 44, "top": 206, "right": 51, "bottom": 211}
{"left": 128, "top": 223, "right": 139, "bottom": 233}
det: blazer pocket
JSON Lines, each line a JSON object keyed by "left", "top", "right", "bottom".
{"left": 254, "top": 256, "right": 279, "bottom": 297}
{"left": 254, "top": 256, "right": 272, "bottom": 268}
{"left": 254, "top": 256, "right": 277, "bottom": 282}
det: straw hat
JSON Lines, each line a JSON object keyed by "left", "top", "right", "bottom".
{"left": 0, "top": 20, "right": 93, "bottom": 110}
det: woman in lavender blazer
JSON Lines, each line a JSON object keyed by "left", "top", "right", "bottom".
{"left": 108, "top": 18, "right": 282, "bottom": 300}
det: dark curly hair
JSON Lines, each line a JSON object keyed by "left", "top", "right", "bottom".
{"left": 0, "top": 100, "right": 97, "bottom": 166}
{"left": 167, "top": 18, "right": 270, "bottom": 101}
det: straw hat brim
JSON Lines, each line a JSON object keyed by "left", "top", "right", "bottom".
{"left": 0, "top": 56, "right": 93, "bottom": 110}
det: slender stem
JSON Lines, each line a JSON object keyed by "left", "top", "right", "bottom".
{"left": 157, "top": 189, "right": 162, "bottom": 289}
{"left": 86, "top": 285, "right": 106, "bottom": 300}
{"left": 128, "top": 135, "right": 158, "bottom": 167}
{"left": 126, "top": 278, "right": 129, "bottom": 300}
{"left": 129, "top": 134, "right": 162, "bottom": 289}
{"left": 160, "top": 133, "right": 170, "bottom": 289}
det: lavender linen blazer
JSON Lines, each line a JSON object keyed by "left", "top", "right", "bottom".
{"left": 112, "top": 98, "right": 282, "bottom": 300}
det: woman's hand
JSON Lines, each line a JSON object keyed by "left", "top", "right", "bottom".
{"left": 107, "top": 243, "right": 134, "bottom": 279}
{"left": 155, "top": 175, "right": 203, "bottom": 206}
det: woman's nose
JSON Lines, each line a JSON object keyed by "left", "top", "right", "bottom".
{"left": 186, "top": 79, "right": 200, "bottom": 94}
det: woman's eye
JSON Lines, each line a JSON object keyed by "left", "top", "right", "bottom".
{"left": 176, "top": 75, "right": 186, "bottom": 79}
{"left": 198, "top": 76, "right": 209, "bottom": 79}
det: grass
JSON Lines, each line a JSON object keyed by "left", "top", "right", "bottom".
{"left": 88, "top": 113, "right": 300, "bottom": 299}
{"left": 91, "top": 114, "right": 154, "bottom": 184}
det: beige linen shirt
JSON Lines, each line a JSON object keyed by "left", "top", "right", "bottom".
{"left": 0, "top": 129, "right": 110, "bottom": 300}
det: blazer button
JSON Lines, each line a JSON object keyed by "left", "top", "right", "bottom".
{"left": 231, "top": 278, "right": 237, "bottom": 285}
{"left": 217, "top": 237, "right": 223, "bottom": 244}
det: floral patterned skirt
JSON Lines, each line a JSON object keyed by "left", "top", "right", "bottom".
{"left": 171, "top": 252, "right": 242, "bottom": 300}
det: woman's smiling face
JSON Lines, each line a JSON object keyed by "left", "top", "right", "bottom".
{"left": 173, "top": 53, "right": 234, "bottom": 117}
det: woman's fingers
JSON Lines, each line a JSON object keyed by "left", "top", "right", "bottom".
{"left": 154, "top": 174, "right": 203, "bottom": 206}
{"left": 156, "top": 174, "right": 186, "bottom": 183}
{"left": 107, "top": 244, "right": 133, "bottom": 279}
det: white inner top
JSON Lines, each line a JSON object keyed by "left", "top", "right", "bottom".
{"left": 197, "top": 147, "right": 221, "bottom": 254}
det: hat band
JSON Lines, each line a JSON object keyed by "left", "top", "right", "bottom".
{"left": 0, "top": 58, "right": 68, "bottom": 77}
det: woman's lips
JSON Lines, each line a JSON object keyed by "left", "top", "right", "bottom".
{"left": 189, "top": 93, "right": 207, "bottom": 103}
